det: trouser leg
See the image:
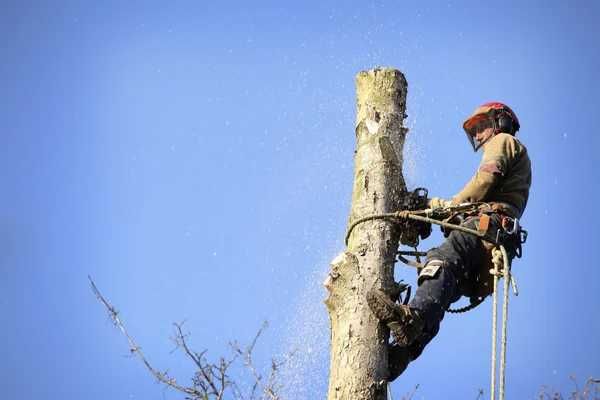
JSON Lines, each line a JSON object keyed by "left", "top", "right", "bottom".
{"left": 407, "top": 259, "right": 462, "bottom": 359}
{"left": 408, "top": 220, "right": 487, "bottom": 359}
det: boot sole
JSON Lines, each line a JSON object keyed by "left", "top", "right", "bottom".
{"left": 366, "top": 289, "right": 410, "bottom": 324}
{"left": 366, "top": 289, "right": 423, "bottom": 347}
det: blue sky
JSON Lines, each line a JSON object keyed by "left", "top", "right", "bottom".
{"left": 1, "top": 1, "right": 599, "bottom": 399}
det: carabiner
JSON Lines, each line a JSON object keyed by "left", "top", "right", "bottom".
{"left": 502, "top": 217, "right": 519, "bottom": 235}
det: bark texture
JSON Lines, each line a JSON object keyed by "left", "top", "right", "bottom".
{"left": 325, "top": 68, "right": 408, "bottom": 400}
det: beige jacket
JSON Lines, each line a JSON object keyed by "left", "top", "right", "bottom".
{"left": 452, "top": 133, "right": 532, "bottom": 218}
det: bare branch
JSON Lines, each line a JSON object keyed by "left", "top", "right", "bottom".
{"left": 229, "top": 321, "right": 285, "bottom": 400}
{"left": 537, "top": 376, "right": 600, "bottom": 400}
{"left": 90, "top": 277, "right": 288, "bottom": 400}
{"left": 172, "top": 322, "right": 222, "bottom": 397}
{"left": 89, "top": 276, "right": 201, "bottom": 397}
{"left": 401, "top": 384, "right": 419, "bottom": 400}
{"left": 475, "top": 389, "right": 484, "bottom": 400}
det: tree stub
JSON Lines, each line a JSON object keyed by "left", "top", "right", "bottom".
{"left": 325, "top": 68, "right": 409, "bottom": 400}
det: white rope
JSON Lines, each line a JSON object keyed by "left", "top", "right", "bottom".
{"left": 490, "top": 245, "right": 513, "bottom": 400}
{"left": 499, "top": 245, "right": 511, "bottom": 400}
{"left": 490, "top": 248, "right": 500, "bottom": 400}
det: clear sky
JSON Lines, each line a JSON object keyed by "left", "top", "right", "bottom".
{"left": 1, "top": 1, "right": 599, "bottom": 399}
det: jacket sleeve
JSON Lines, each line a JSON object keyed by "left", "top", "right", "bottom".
{"left": 451, "top": 133, "right": 519, "bottom": 205}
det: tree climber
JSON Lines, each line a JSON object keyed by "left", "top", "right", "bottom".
{"left": 367, "top": 102, "right": 532, "bottom": 381}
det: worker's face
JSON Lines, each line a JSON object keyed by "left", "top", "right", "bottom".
{"left": 475, "top": 127, "right": 495, "bottom": 146}
{"left": 467, "top": 117, "right": 495, "bottom": 151}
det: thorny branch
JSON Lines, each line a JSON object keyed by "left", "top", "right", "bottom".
{"left": 89, "top": 276, "right": 288, "bottom": 400}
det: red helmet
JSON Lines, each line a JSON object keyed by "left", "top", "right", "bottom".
{"left": 463, "top": 102, "right": 520, "bottom": 151}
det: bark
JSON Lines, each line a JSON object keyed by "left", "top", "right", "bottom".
{"left": 325, "top": 68, "right": 408, "bottom": 400}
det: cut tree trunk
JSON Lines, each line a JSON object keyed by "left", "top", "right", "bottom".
{"left": 325, "top": 68, "right": 409, "bottom": 400}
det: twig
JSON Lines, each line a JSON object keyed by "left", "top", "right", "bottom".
{"left": 230, "top": 321, "right": 282, "bottom": 400}
{"left": 173, "top": 322, "right": 223, "bottom": 398}
{"left": 88, "top": 276, "right": 200, "bottom": 397}
{"left": 401, "top": 384, "right": 419, "bottom": 400}
{"left": 475, "top": 389, "right": 484, "bottom": 400}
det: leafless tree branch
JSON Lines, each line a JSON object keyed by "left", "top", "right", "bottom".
{"left": 401, "top": 384, "right": 419, "bottom": 400}
{"left": 475, "top": 388, "right": 484, "bottom": 400}
{"left": 89, "top": 276, "right": 200, "bottom": 397}
{"left": 89, "top": 276, "right": 288, "bottom": 400}
{"left": 230, "top": 321, "right": 283, "bottom": 400}
{"left": 537, "top": 376, "right": 600, "bottom": 400}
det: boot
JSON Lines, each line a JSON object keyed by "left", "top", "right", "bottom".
{"left": 388, "top": 344, "right": 410, "bottom": 381}
{"left": 366, "top": 288, "right": 425, "bottom": 347}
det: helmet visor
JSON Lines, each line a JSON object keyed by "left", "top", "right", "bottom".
{"left": 463, "top": 115, "right": 494, "bottom": 151}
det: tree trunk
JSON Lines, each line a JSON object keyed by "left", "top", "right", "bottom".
{"left": 325, "top": 68, "right": 409, "bottom": 400}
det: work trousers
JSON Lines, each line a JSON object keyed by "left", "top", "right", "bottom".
{"left": 407, "top": 214, "right": 512, "bottom": 359}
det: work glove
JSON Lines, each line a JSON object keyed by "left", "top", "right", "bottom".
{"left": 428, "top": 197, "right": 451, "bottom": 209}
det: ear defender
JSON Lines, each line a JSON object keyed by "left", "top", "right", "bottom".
{"left": 497, "top": 113, "right": 514, "bottom": 135}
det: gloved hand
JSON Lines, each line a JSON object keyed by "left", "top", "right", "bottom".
{"left": 428, "top": 197, "right": 451, "bottom": 209}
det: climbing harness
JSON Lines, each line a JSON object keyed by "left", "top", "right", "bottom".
{"left": 346, "top": 190, "right": 527, "bottom": 399}
{"left": 345, "top": 191, "right": 526, "bottom": 313}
